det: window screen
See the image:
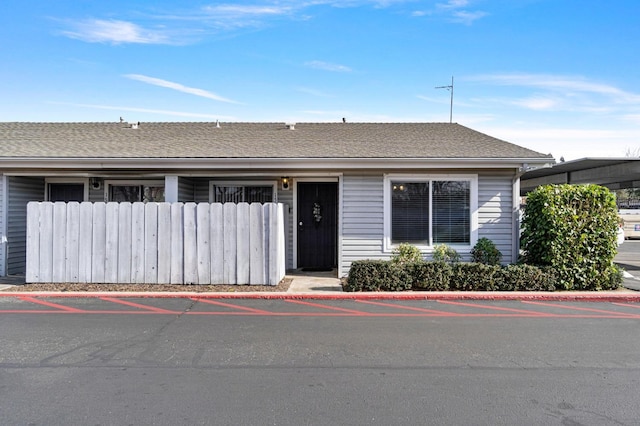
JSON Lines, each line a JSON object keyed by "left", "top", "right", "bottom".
{"left": 213, "top": 185, "right": 273, "bottom": 204}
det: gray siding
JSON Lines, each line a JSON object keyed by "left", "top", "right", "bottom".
{"left": 178, "top": 177, "right": 196, "bottom": 202}
{"left": 7, "top": 176, "right": 45, "bottom": 274}
{"left": 340, "top": 172, "right": 516, "bottom": 276}
{"left": 0, "top": 175, "right": 5, "bottom": 275}
{"left": 341, "top": 174, "right": 385, "bottom": 276}
{"left": 477, "top": 173, "right": 514, "bottom": 264}
{"left": 276, "top": 187, "right": 293, "bottom": 270}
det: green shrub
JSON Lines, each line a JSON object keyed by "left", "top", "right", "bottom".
{"left": 498, "top": 264, "right": 557, "bottom": 291}
{"left": 450, "top": 263, "right": 502, "bottom": 291}
{"left": 520, "top": 184, "right": 622, "bottom": 290}
{"left": 391, "top": 243, "right": 423, "bottom": 265}
{"left": 471, "top": 237, "right": 503, "bottom": 265}
{"left": 410, "top": 261, "right": 451, "bottom": 291}
{"left": 432, "top": 244, "right": 461, "bottom": 264}
{"left": 343, "top": 260, "right": 412, "bottom": 292}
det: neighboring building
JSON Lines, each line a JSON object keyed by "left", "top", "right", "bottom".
{"left": 0, "top": 122, "right": 552, "bottom": 278}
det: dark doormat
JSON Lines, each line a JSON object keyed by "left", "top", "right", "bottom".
{"left": 302, "top": 267, "right": 333, "bottom": 272}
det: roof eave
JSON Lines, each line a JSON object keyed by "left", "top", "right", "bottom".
{"left": 0, "top": 156, "right": 554, "bottom": 171}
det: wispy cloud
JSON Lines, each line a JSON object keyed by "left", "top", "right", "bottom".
{"left": 467, "top": 73, "right": 640, "bottom": 114}
{"left": 305, "top": 60, "right": 353, "bottom": 72}
{"left": 296, "top": 87, "right": 334, "bottom": 97}
{"left": 124, "top": 74, "right": 240, "bottom": 104}
{"left": 413, "top": 0, "right": 488, "bottom": 25}
{"left": 60, "top": 19, "right": 172, "bottom": 45}
{"left": 48, "top": 102, "right": 236, "bottom": 120}
{"left": 58, "top": 1, "right": 425, "bottom": 44}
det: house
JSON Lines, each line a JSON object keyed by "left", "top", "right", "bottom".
{"left": 0, "top": 122, "right": 553, "bottom": 280}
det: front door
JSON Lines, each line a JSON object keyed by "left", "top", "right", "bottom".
{"left": 297, "top": 182, "right": 338, "bottom": 270}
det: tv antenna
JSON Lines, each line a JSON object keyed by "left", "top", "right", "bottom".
{"left": 435, "top": 76, "right": 454, "bottom": 123}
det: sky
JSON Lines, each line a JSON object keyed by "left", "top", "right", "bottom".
{"left": 1, "top": 0, "right": 639, "bottom": 161}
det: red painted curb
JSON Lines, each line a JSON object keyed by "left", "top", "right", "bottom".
{"left": 0, "top": 291, "right": 639, "bottom": 302}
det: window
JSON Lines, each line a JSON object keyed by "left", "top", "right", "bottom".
{"left": 107, "top": 182, "right": 165, "bottom": 202}
{"left": 210, "top": 181, "right": 277, "bottom": 204}
{"left": 385, "top": 174, "right": 476, "bottom": 249}
{"left": 45, "top": 178, "right": 88, "bottom": 202}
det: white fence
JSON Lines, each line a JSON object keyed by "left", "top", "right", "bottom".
{"left": 26, "top": 202, "right": 286, "bottom": 285}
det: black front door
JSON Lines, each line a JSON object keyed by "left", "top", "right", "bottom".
{"left": 297, "top": 182, "right": 338, "bottom": 270}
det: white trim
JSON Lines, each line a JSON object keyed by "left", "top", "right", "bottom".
{"left": 208, "top": 180, "right": 278, "bottom": 203}
{"left": 383, "top": 173, "right": 478, "bottom": 253}
{"left": 0, "top": 157, "right": 553, "bottom": 172}
{"left": 104, "top": 179, "right": 165, "bottom": 202}
{"left": 292, "top": 176, "right": 341, "bottom": 270}
{"left": 44, "top": 177, "right": 89, "bottom": 201}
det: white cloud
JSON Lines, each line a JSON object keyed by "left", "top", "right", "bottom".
{"left": 296, "top": 87, "right": 334, "bottom": 97}
{"left": 61, "top": 19, "right": 171, "bottom": 45}
{"left": 305, "top": 60, "right": 353, "bottom": 72}
{"left": 124, "top": 74, "right": 240, "bottom": 104}
{"left": 450, "top": 10, "right": 488, "bottom": 25}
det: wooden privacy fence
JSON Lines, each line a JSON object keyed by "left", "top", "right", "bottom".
{"left": 26, "top": 202, "right": 286, "bottom": 285}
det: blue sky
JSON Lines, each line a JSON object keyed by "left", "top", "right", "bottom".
{"left": 1, "top": 0, "right": 639, "bottom": 161}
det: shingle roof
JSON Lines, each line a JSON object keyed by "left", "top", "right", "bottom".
{"left": 0, "top": 122, "right": 552, "bottom": 160}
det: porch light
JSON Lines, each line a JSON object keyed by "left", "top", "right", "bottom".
{"left": 281, "top": 177, "right": 290, "bottom": 191}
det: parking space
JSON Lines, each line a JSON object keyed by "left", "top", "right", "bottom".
{"left": 1, "top": 296, "right": 640, "bottom": 319}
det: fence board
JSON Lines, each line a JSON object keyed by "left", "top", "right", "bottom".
{"left": 157, "top": 203, "right": 171, "bottom": 284}
{"left": 105, "top": 203, "right": 119, "bottom": 283}
{"left": 210, "top": 203, "right": 224, "bottom": 284}
{"left": 65, "top": 202, "right": 80, "bottom": 282}
{"left": 78, "top": 203, "right": 93, "bottom": 282}
{"left": 25, "top": 202, "right": 40, "bottom": 282}
{"left": 236, "top": 203, "right": 250, "bottom": 285}
{"left": 144, "top": 203, "right": 158, "bottom": 284}
{"left": 52, "top": 202, "right": 67, "bottom": 282}
{"left": 196, "top": 203, "right": 211, "bottom": 284}
{"left": 223, "top": 203, "right": 237, "bottom": 285}
{"left": 170, "top": 203, "right": 184, "bottom": 284}
{"left": 183, "top": 203, "right": 198, "bottom": 284}
{"left": 249, "top": 203, "right": 264, "bottom": 285}
{"left": 91, "top": 203, "right": 106, "bottom": 283}
{"left": 117, "top": 203, "right": 132, "bottom": 283}
{"left": 131, "top": 203, "right": 145, "bottom": 283}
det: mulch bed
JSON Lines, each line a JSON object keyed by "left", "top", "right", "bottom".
{"left": 4, "top": 278, "right": 292, "bottom": 292}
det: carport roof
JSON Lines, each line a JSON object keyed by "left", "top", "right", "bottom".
{"left": 521, "top": 157, "right": 640, "bottom": 193}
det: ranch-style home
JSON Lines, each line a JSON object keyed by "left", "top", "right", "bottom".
{"left": 0, "top": 121, "right": 552, "bottom": 281}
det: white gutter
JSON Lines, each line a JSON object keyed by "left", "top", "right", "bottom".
{"left": 0, "top": 157, "right": 554, "bottom": 171}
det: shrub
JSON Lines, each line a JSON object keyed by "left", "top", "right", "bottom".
{"left": 498, "top": 264, "right": 556, "bottom": 291}
{"left": 520, "top": 184, "right": 622, "bottom": 290}
{"left": 450, "top": 263, "right": 502, "bottom": 291}
{"left": 471, "top": 237, "right": 503, "bottom": 265}
{"left": 432, "top": 244, "right": 461, "bottom": 264}
{"left": 391, "top": 243, "right": 423, "bottom": 265}
{"left": 410, "top": 261, "right": 451, "bottom": 291}
{"left": 343, "top": 260, "right": 412, "bottom": 292}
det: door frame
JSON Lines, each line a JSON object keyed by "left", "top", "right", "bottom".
{"left": 292, "top": 176, "right": 343, "bottom": 270}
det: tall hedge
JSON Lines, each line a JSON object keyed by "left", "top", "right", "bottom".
{"left": 520, "top": 184, "right": 622, "bottom": 290}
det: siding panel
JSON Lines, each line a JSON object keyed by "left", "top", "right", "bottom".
{"left": 478, "top": 174, "right": 514, "bottom": 263}
{"left": 7, "top": 176, "right": 44, "bottom": 274}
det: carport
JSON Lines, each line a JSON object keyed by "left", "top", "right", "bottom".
{"left": 521, "top": 157, "right": 640, "bottom": 195}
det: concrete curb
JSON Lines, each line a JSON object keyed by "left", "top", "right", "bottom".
{"left": 1, "top": 290, "right": 640, "bottom": 302}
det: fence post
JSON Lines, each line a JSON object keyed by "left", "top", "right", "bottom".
{"left": 65, "top": 202, "right": 80, "bottom": 283}
{"left": 78, "top": 202, "right": 93, "bottom": 283}
{"left": 157, "top": 203, "right": 171, "bottom": 284}
{"left": 25, "top": 202, "right": 41, "bottom": 283}
{"left": 196, "top": 203, "right": 211, "bottom": 284}
{"left": 105, "top": 202, "right": 119, "bottom": 283}
{"left": 210, "top": 203, "right": 224, "bottom": 284}
{"left": 183, "top": 203, "right": 198, "bottom": 284}
{"left": 223, "top": 203, "right": 237, "bottom": 285}
{"left": 117, "top": 203, "right": 132, "bottom": 283}
{"left": 170, "top": 203, "right": 184, "bottom": 284}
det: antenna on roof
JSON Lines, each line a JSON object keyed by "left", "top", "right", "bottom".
{"left": 342, "top": 117, "right": 346, "bottom": 123}
{"left": 119, "top": 117, "right": 124, "bottom": 123}
{"left": 435, "top": 76, "right": 454, "bottom": 123}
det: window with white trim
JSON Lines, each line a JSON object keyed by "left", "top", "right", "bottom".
{"left": 210, "top": 181, "right": 277, "bottom": 204}
{"left": 106, "top": 181, "right": 165, "bottom": 202}
{"left": 384, "top": 175, "right": 477, "bottom": 249}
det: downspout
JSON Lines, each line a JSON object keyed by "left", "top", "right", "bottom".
{"left": 511, "top": 164, "right": 529, "bottom": 264}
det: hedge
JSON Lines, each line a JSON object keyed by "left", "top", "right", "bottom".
{"left": 344, "top": 260, "right": 557, "bottom": 292}
{"left": 520, "top": 184, "right": 622, "bottom": 290}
